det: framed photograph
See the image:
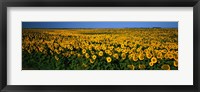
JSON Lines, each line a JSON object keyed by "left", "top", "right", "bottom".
{"left": 0, "top": 0, "right": 199, "bottom": 92}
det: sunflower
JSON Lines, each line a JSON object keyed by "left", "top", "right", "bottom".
{"left": 102, "top": 45, "right": 107, "bottom": 50}
{"left": 138, "top": 53, "right": 144, "bottom": 60}
{"left": 77, "top": 53, "right": 81, "bottom": 58}
{"left": 55, "top": 56, "right": 59, "bottom": 61}
{"left": 161, "top": 64, "right": 170, "bottom": 70}
{"left": 85, "top": 53, "right": 90, "bottom": 58}
{"left": 95, "top": 46, "right": 99, "bottom": 50}
{"left": 106, "top": 57, "right": 112, "bottom": 63}
{"left": 121, "top": 44, "right": 125, "bottom": 48}
{"left": 121, "top": 53, "right": 126, "bottom": 60}
{"left": 113, "top": 53, "right": 119, "bottom": 59}
{"left": 149, "top": 62, "right": 154, "bottom": 66}
{"left": 105, "top": 50, "right": 110, "bottom": 54}
{"left": 89, "top": 45, "right": 93, "bottom": 50}
{"left": 146, "top": 52, "right": 152, "bottom": 59}
{"left": 151, "top": 57, "right": 157, "bottom": 63}
{"left": 138, "top": 64, "right": 146, "bottom": 70}
{"left": 55, "top": 49, "right": 60, "bottom": 54}
{"left": 108, "top": 51, "right": 112, "bottom": 56}
{"left": 92, "top": 55, "right": 97, "bottom": 60}
{"left": 144, "top": 49, "right": 148, "bottom": 53}
{"left": 28, "top": 49, "right": 31, "bottom": 53}
{"left": 98, "top": 51, "right": 103, "bottom": 56}
{"left": 90, "top": 59, "right": 94, "bottom": 64}
{"left": 173, "top": 61, "right": 178, "bottom": 67}
{"left": 128, "top": 54, "right": 133, "bottom": 60}
{"left": 157, "top": 52, "right": 163, "bottom": 59}
{"left": 82, "top": 49, "right": 86, "bottom": 54}
{"left": 136, "top": 48, "right": 141, "bottom": 52}
{"left": 109, "top": 46, "right": 114, "bottom": 50}
{"left": 168, "top": 53, "right": 174, "bottom": 59}
{"left": 127, "top": 64, "right": 135, "bottom": 70}
{"left": 132, "top": 55, "right": 138, "bottom": 61}
{"left": 173, "top": 53, "right": 178, "bottom": 61}
{"left": 70, "top": 51, "right": 74, "bottom": 55}
{"left": 164, "top": 53, "right": 169, "bottom": 59}
{"left": 122, "top": 49, "right": 128, "bottom": 53}
{"left": 162, "top": 49, "right": 167, "bottom": 53}
{"left": 116, "top": 47, "right": 121, "bottom": 52}
{"left": 70, "top": 47, "right": 73, "bottom": 51}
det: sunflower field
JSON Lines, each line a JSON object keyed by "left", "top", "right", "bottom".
{"left": 22, "top": 28, "right": 178, "bottom": 70}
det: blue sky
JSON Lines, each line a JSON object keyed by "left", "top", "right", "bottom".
{"left": 22, "top": 22, "right": 178, "bottom": 28}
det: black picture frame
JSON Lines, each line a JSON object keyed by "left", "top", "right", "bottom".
{"left": 0, "top": 0, "right": 199, "bottom": 92}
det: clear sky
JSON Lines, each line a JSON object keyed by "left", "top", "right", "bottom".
{"left": 22, "top": 22, "right": 178, "bottom": 28}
